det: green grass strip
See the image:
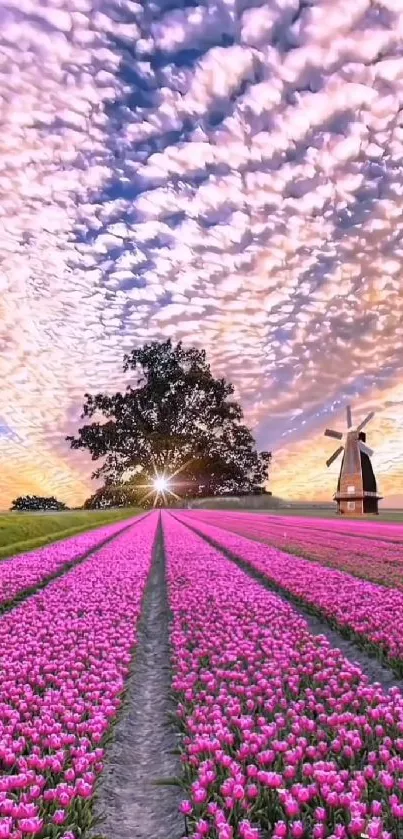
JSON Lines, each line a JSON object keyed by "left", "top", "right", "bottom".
{"left": 0, "top": 509, "right": 141, "bottom": 560}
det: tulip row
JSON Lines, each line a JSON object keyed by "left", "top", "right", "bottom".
{"left": 178, "top": 514, "right": 403, "bottom": 676}
{"left": 0, "top": 514, "right": 143, "bottom": 609}
{"left": 183, "top": 511, "right": 403, "bottom": 589}
{"left": 0, "top": 512, "right": 158, "bottom": 839}
{"left": 264, "top": 515, "right": 403, "bottom": 544}
{"left": 163, "top": 512, "right": 403, "bottom": 839}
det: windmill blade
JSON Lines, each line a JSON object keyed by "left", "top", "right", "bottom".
{"left": 324, "top": 428, "right": 343, "bottom": 440}
{"left": 356, "top": 411, "right": 375, "bottom": 433}
{"left": 326, "top": 446, "right": 344, "bottom": 467}
{"left": 358, "top": 440, "right": 374, "bottom": 458}
{"left": 346, "top": 405, "right": 352, "bottom": 429}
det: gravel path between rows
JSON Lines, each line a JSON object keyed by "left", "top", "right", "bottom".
{"left": 91, "top": 520, "right": 184, "bottom": 839}
{"left": 176, "top": 514, "right": 403, "bottom": 694}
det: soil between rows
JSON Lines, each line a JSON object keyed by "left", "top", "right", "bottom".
{"left": 91, "top": 521, "right": 183, "bottom": 839}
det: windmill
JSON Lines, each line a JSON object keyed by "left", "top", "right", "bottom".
{"left": 324, "top": 405, "right": 382, "bottom": 515}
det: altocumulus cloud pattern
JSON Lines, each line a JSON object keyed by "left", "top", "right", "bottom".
{"left": 1, "top": 0, "right": 403, "bottom": 507}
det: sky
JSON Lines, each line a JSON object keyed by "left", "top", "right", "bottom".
{"left": 1, "top": 0, "right": 403, "bottom": 509}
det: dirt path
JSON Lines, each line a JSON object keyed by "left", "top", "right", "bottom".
{"left": 92, "top": 523, "right": 184, "bottom": 839}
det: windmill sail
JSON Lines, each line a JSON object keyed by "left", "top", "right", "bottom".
{"left": 324, "top": 428, "right": 343, "bottom": 440}
{"left": 346, "top": 405, "right": 352, "bottom": 429}
{"left": 356, "top": 412, "right": 375, "bottom": 433}
{"left": 326, "top": 446, "right": 344, "bottom": 467}
{"left": 358, "top": 440, "right": 374, "bottom": 458}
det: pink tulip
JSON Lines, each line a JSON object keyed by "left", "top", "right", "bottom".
{"left": 348, "top": 817, "right": 366, "bottom": 836}
{"left": 52, "top": 810, "right": 67, "bottom": 825}
{"left": 391, "top": 801, "right": 403, "bottom": 818}
{"left": 233, "top": 784, "right": 245, "bottom": 801}
{"left": 193, "top": 787, "right": 207, "bottom": 804}
{"left": 0, "top": 819, "right": 12, "bottom": 839}
{"left": 284, "top": 797, "right": 300, "bottom": 818}
{"left": 17, "top": 818, "right": 43, "bottom": 835}
{"left": 75, "top": 781, "right": 92, "bottom": 799}
{"left": 239, "top": 820, "right": 260, "bottom": 839}
{"left": 246, "top": 784, "right": 259, "bottom": 799}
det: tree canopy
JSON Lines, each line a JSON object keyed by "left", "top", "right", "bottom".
{"left": 83, "top": 483, "right": 135, "bottom": 510}
{"left": 11, "top": 495, "right": 68, "bottom": 512}
{"left": 67, "top": 340, "right": 271, "bottom": 506}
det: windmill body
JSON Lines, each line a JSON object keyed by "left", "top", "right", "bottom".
{"left": 324, "top": 407, "right": 382, "bottom": 515}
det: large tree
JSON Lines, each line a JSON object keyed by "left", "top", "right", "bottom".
{"left": 11, "top": 495, "right": 68, "bottom": 512}
{"left": 67, "top": 340, "right": 271, "bottom": 505}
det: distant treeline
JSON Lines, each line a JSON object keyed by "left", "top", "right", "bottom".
{"left": 10, "top": 495, "right": 68, "bottom": 512}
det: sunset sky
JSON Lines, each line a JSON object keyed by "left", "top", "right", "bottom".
{"left": 1, "top": 0, "right": 403, "bottom": 509}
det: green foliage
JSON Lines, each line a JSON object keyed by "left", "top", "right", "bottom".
{"left": 83, "top": 484, "right": 137, "bottom": 509}
{"left": 10, "top": 495, "right": 68, "bottom": 511}
{"left": 67, "top": 340, "right": 271, "bottom": 506}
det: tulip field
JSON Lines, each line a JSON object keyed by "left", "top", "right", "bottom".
{"left": 179, "top": 512, "right": 403, "bottom": 675}
{"left": 181, "top": 511, "right": 403, "bottom": 589}
{"left": 0, "top": 513, "right": 155, "bottom": 839}
{"left": 0, "top": 515, "right": 143, "bottom": 610}
{"left": 1, "top": 509, "right": 403, "bottom": 839}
